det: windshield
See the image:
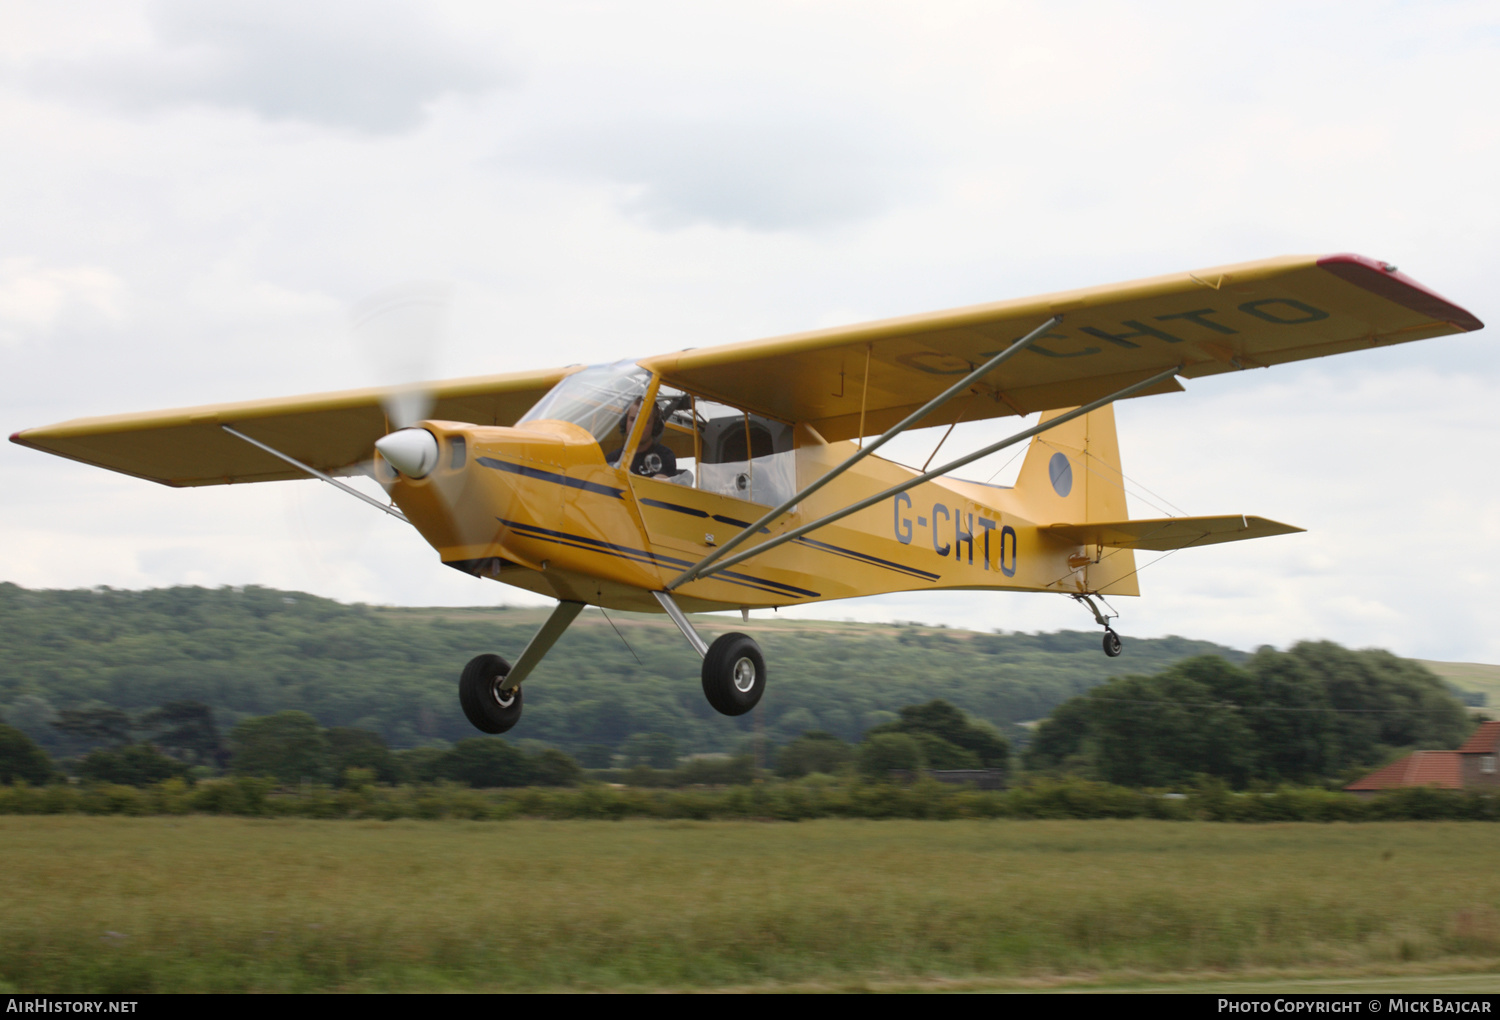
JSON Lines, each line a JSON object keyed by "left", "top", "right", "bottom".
{"left": 517, "top": 362, "right": 651, "bottom": 444}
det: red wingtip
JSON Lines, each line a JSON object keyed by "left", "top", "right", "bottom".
{"left": 1318, "top": 253, "right": 1484, "bottom": 332}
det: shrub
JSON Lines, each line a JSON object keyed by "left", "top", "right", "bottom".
{"left": 857, "top": 732, "right": 923, "bottom": 779}
{"left": 440, "top": 738, "right": 532, "bottom": 788}
{"left": 229, "top": 711, "right": 332, "bottom": 784}
{"left": 76, "top": 742, "right": 188, "bottom": 787}
{"left": 530, "top": 748, "right": 583, "bottom": 787}
{"left": 0, "top": 725, "right": 55, "bottom": 785}
{"left": 775, "top": 732, "right": 853, "bottom": 779}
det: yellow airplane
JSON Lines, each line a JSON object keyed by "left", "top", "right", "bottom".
{"left": 11, "top": 253, "right": 1483, "bottom": 734}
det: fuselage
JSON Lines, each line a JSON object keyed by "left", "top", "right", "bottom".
{"left": 386, "top": 400, "right": 1128, "bottom": 614}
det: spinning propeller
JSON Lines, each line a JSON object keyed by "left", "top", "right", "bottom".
{"left": 349, "top": 282, "right": 451, "bottom": 482}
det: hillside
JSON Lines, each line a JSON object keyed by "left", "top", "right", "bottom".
{"left": 0, "top": 582, "right": 1263, "bottom": 756}
{"left": 1418, "top": 660, "right": 1497, "bottom": 708}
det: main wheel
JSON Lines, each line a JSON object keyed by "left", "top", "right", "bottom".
{"left": 1102, "top": 628, "right": 1123, "bottom": 658}
{"left": 459, "top": 653, "right": 524, "bottom": 733}
{"left": 701, "top": 632, "right": 766, "bottom": 716}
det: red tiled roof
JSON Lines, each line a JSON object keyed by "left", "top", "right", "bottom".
{"left": 1456, "top": 721, "right": 1500, "bottom": 755}
{"left": 1345, "top": 751, "right": 1464, "bottom": 791}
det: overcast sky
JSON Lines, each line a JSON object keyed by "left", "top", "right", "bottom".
{"left": 3, "top": 0, "right": 1497, "bottom": 663}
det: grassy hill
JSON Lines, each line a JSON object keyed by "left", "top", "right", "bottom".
{"left": 0, "top": 582, "right": 1253, "bottom": 756}
{"left": 1418, "top": 660, "right": 1496, "bottom": 709}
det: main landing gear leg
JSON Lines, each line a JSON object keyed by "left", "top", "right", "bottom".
{"left": 459, "top": 599, "right": 585, "bottom": 734}
{"left": 1072, "top": 593, "right": 1123, "bottom": 658}
{"left": 653, "top": 591, "right": 766, "bottom": 717}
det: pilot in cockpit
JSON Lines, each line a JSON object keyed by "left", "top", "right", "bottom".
{"left": 609, "top": 397, "right": 684, "bottom": 482}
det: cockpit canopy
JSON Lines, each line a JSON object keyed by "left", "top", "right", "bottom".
{"left": 519, "top": 362, "right": 797, "bottom": 507}
{"left": 517, "top": 362, "right": 650, "bottom": 445}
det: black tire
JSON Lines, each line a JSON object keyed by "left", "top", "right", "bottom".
{"left": 701, "top": 632, "right": 766, "bottom": 716}
{"left": 459, "top": 653, "right": 523, "bottom": 733}
{"left": 1102, "top": 628, "right": 1123, "bottom": 658}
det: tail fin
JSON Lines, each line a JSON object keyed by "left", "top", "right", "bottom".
{"left": 1016, "top": 404, "right": 1139, "bottom": 595}
{"left": 1016, "top": 404, "right": 1129, "bottom": 524}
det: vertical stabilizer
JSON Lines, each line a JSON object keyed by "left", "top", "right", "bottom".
{"left": 1016, "top": 404, "right": 1139, "bottom": 596}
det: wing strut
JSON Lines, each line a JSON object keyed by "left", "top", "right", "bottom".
{"left": 671, "top": 363, "right": 1182, "bottom": 586}
{"left": 220, "top": 424, "right": 409, "bottom": 523}
{"left": 666, "top": 314, "right": 1061, "bottom": 589}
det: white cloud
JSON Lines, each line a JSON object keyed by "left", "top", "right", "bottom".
{"left": 0, "top": 257, "right": 126, "bottom": 345}
{"left": 24, "top": 0, "right": 512, "bottom": 133}
{"left": 519, "top": 107, "right": 928, "bottom": 232}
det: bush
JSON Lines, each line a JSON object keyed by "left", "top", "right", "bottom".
{"left": 390, "top": 746, "right": 449, "bottom": 785}
{"left": 857, "top": 732, "right": 924, "bottom": 780}
{"left": 229, "top": 711, "right": 332, "bottom": 784}
{"left": 530, "top": 748, "right": 583, "bottom": 787}
{"left": 76, "top": 742, "right": 188, "bottom": 787}
{"left": 326, "top": 728, "right": 397, "bottom": 785}
{"left": 674, "top": 755, "right": 755, "bottom": 786}
{"left": 1005, "top": 777, "right": 1158, "bottom": 819}
{"left": 80, "top": 783, "right": 150, "bottom": 816}
{"left": 0, "top": 725, "right": 55, "bottom": 785}
{"left": 775, "top": 732, "right": 853, "bottom": 779}
{"left": 912, "top": 733, "right": 980, "bottom": 770}
{"left": 623, "top": 733, "right": 678, "bottom": 769}
{"left": 189, "top": 776, "right": 274, "bottom": 815}
{"left": 867, "top": 701, "right": 1010, "bottom": 769}
{"left": 440, "top": 738, "right": 532, "bottom": 788}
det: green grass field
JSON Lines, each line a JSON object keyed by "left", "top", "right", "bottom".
{"left": 2, "top": 816, "right": 1499, "bottom": 992}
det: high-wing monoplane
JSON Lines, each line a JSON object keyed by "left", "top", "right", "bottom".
{"left": 12, "top": 254, "right": 1483, "bottom": 734}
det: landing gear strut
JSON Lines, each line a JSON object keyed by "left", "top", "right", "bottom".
{"left": 1072, "top": 593, "right": 1123, "bottom": 658}
{"left": 457, "top": 600, "right": 585, "bottom": 735}
{"left": 653, "top": 591, "right": 766, "bottom": 717}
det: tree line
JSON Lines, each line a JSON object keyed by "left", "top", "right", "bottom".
{"left": 0, "top": 697, "right": 1011, "bottom": 789}
{"left": 0, "top": 583, "right": 1485, "bottom": 793}
{"left": 0, "top": 581, "right": 1249, "bottom": 758}
{"left": 1025, "top": 644, "right": 1474, "bottom": 787}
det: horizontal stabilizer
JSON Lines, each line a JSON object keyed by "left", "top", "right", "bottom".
{"left": 1045, "top": 515, "right": 1304, "bottom": 551}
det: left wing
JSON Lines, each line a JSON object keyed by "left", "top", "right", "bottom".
{"left": 641, "top": 254, "right": 1482, "bottom": 441}
{"left": 1046, "top": 515, "right": 1304, "bottom": 551}
{"left": 10, "top": 367, "right": 576, "bottom": 487}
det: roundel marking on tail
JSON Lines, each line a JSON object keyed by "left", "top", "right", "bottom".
{"left": 1049, "top": 452, "right": 1073, "bottom": 498}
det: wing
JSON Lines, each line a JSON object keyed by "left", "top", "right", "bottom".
{"left": 640, "top": 253, "right": 1483, "bottom": 441}
{"left": 12, "top": 253, "right": 1482, "bottom": 486}
{"left": 10, "top": 367, "right": 576, "bottom": 486}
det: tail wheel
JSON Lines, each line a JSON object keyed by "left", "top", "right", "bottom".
{"left": 701, "top": 633, "right": 766, "bottom": 716}
{"left": 459, "top": 653, "right": 523, "bottom": 733}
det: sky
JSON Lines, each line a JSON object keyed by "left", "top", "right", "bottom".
{"left": 2, "top": 0, "right": 1498, "bottom": 662}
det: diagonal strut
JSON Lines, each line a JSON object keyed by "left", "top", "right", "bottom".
{"left": 666, "top": 315, "right": 1061, "bottom": 590}
{"left": 674, "top": 364, "right": 1183, "bottom": 586}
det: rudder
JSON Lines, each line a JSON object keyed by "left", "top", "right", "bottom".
{"left": 1015, "top": 404, "right": 1139, "bottom": 596}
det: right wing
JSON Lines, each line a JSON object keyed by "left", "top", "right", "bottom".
{"left": 642, "top": 253, "right": 1483, "bottom": 442}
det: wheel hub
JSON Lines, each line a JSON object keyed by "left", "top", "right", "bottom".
{"left": 732, "top": 656, "right": 757, "bottom": 693}
{"left": 491, "top": 680, "right": 516, "bottom": 708}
